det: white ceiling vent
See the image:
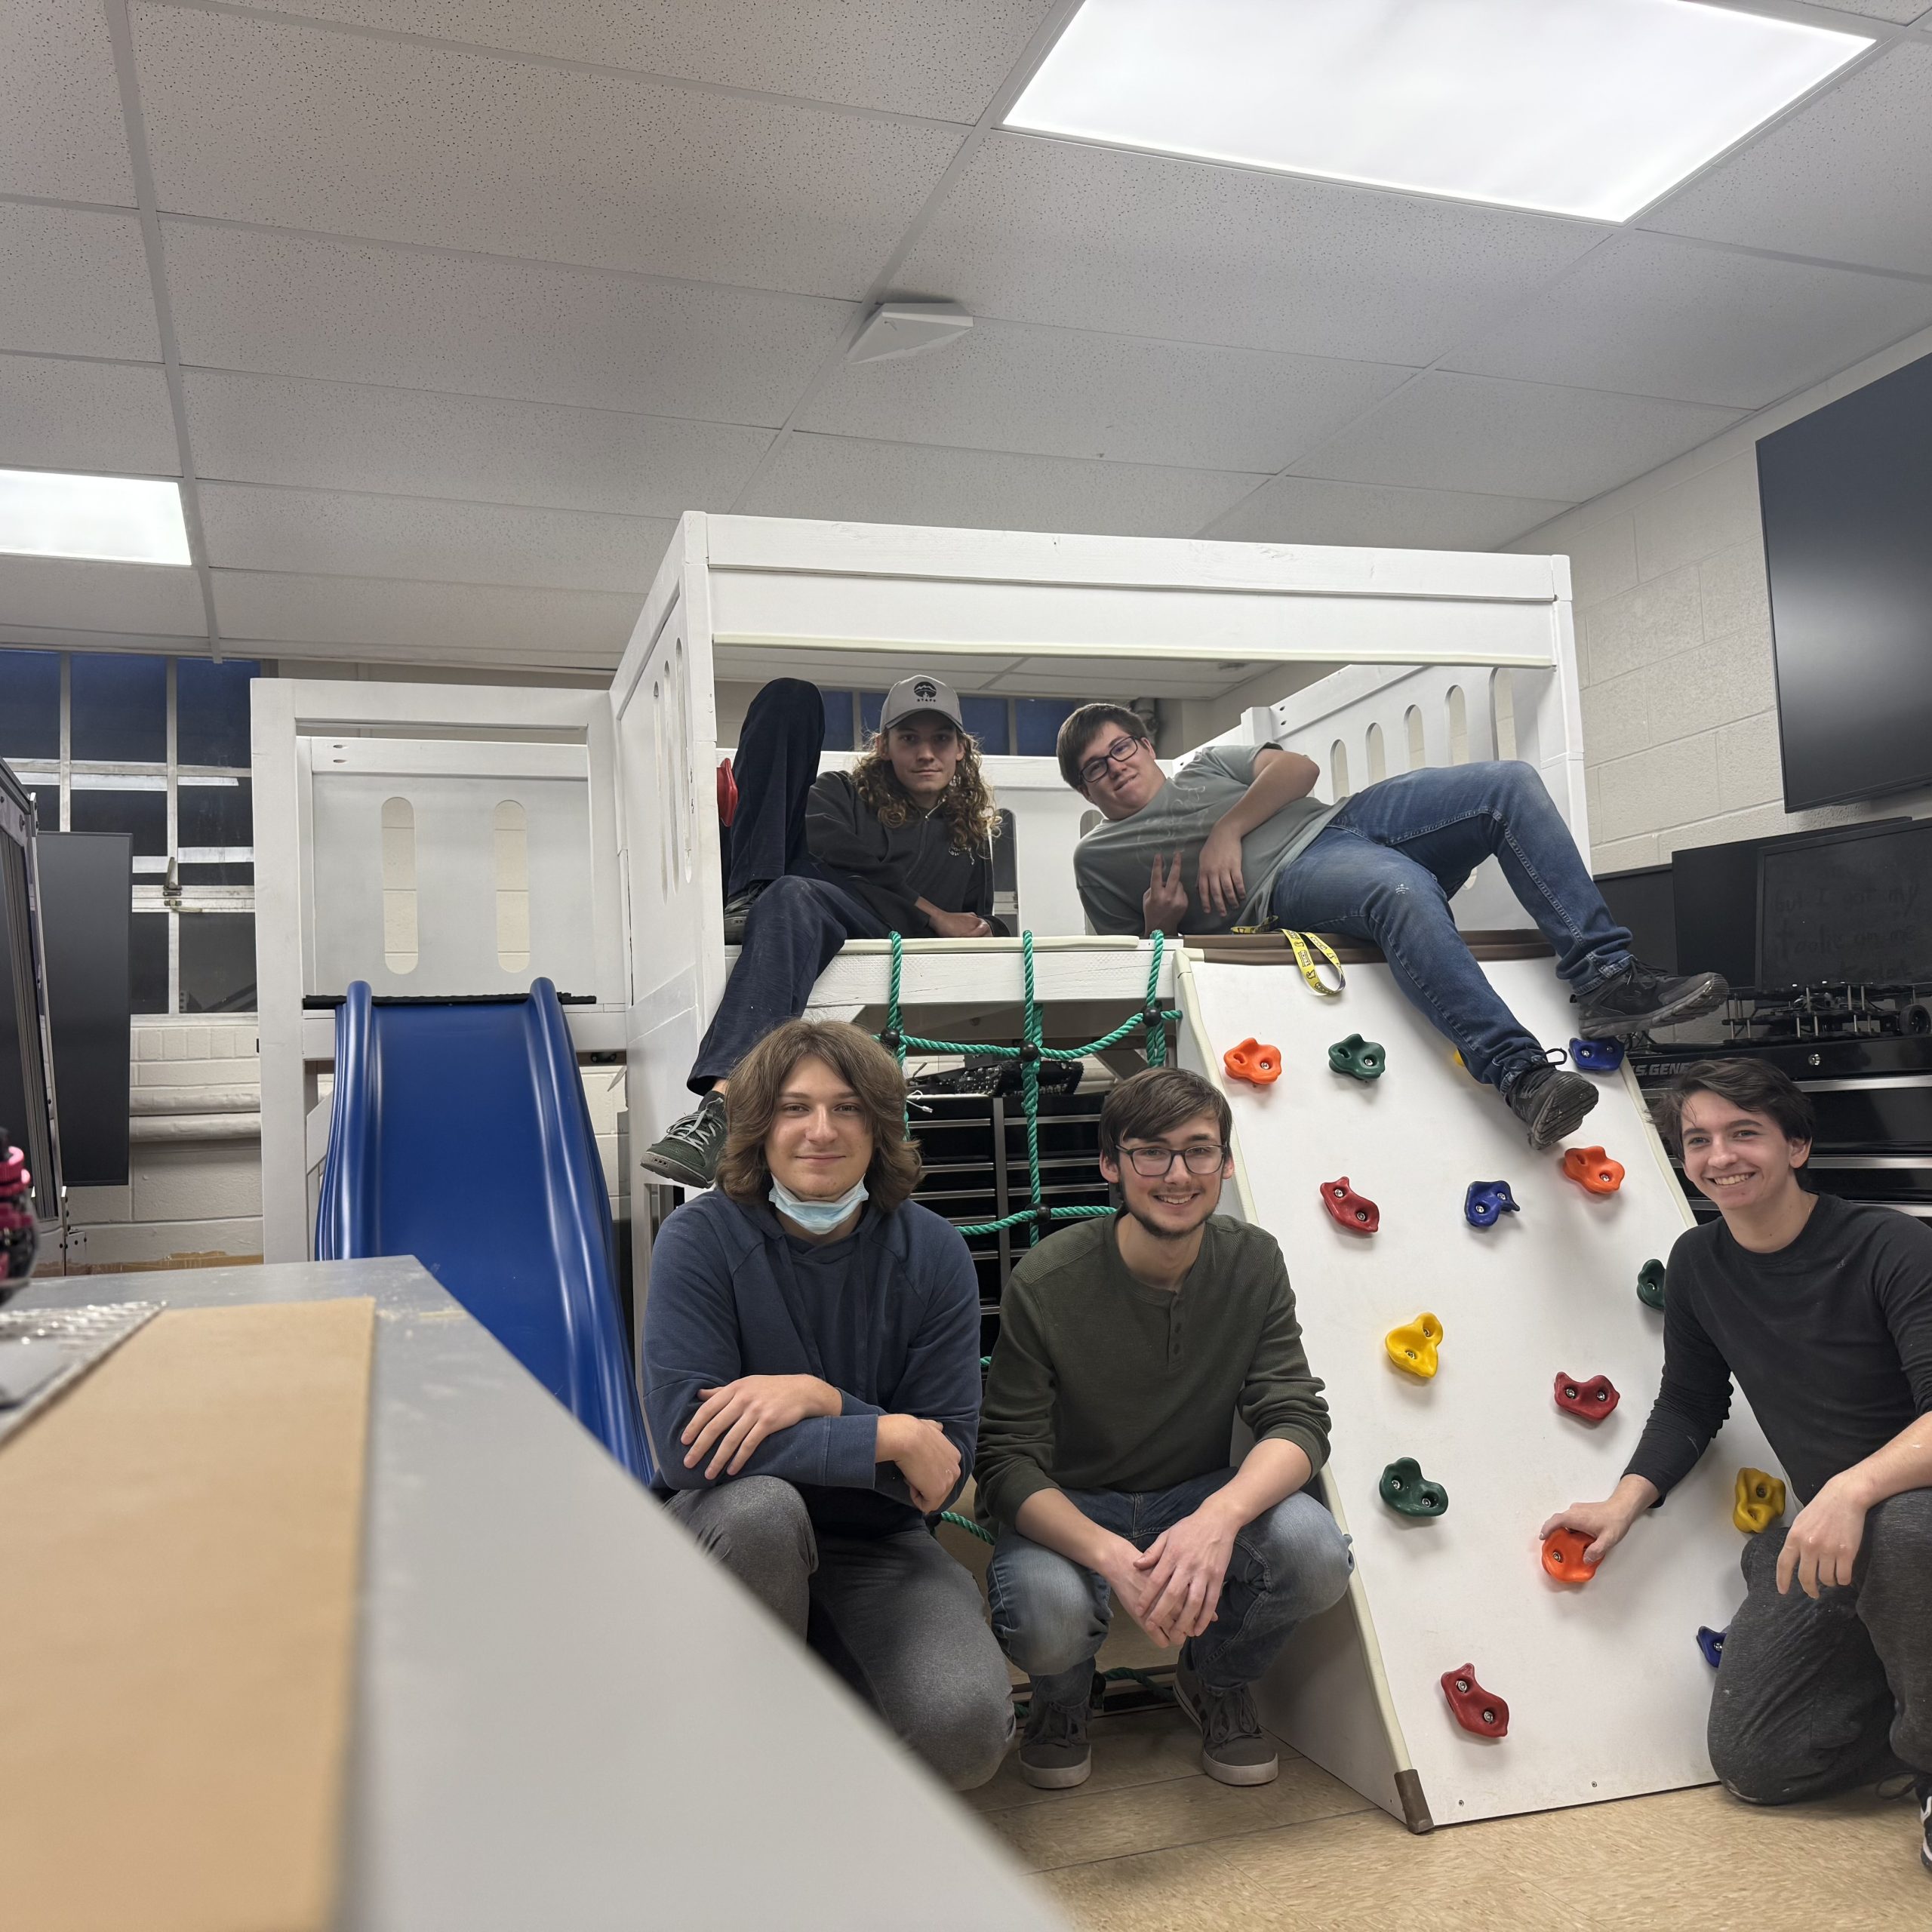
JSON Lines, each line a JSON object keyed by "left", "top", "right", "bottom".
{"left": 847, "top": 301, "right": 974, "bottom": 364}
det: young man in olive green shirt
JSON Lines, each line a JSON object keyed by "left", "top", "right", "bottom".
{"left": 976, "top": 1066, "right": 1352, "bottom": 1790}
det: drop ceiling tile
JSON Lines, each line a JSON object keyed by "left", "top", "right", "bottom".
{"left": 247, "top": 0, "right": 1053, "bottom": 122}
{"left": 741, "top": 432, "right": 1266, "bottom": 537}
{"left": 132, "top": 5, "right": 962, "bottom": 299}
{"left": 0, "top": 204, "right": 161, "bottom": 360}
{"left": 1642, "top": 42, "right": 1932, "bottom": 275}
{"left": 895, "top": 133, "right": 1611, "bottom": 365}
{"left": 1444, "top": 231, "right": 1932, "bottom": 409}
{"left": 211, "top": 570, "right": 644, "bottom": 663}
{"left": 0, "top": 0, "right": 134, "bottom": 203}
{"left": 181, "top": 371, "right": 771, "bottom": 515}
{"left": 799, "top": 316, "right": 1410, "bottom": 472}
{"left": 1293, "top": 372, "right": 1746, "bottom": 504}
{"left": 1801, "top": 0, "right": 1924, "bottom": 20}
{"left": 165, "top": 223, "right": 850, "bottom": 423}
{"left": 0, "top": 554, "right": 205, "bottom": 638}
{"left": 1206, "top": 475, "right": 1571, "bottom": 552}
{"left": 197, "top": 483, "right": 672, "bottom": 594}
{"left": 0, "top": 355, "right": 178, "bottom": 475}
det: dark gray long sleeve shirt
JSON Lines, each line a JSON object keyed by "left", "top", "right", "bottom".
{"left": 804, "top": 771, "right": 1001, "bottom": 937}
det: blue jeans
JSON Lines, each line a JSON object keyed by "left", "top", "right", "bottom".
{"left": 1269, "top": 761, "right": 1632, "bottom": 1090}
{"left": 985, "top": 1471, "right": 1353, "bottom": 1707}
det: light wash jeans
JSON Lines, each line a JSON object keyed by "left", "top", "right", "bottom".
{"left": 985, "top": 1469, "right": 1353, "bottom": 1707}
{"left": 1269, "top": 761, "right": 1633, "bottom": 1089}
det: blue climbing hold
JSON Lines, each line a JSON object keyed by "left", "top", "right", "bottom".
{"left": 1463, "top": 1180, "right": 1521, "bottom": 1229}
{"left": 1697, "top": 1626, "right": 1727, "bottom": 1669}
{"left": 1571, "top": 1037, "right": 1625, "bottom": 1073}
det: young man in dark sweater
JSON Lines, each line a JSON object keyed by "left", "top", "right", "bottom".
{"left": 641, "top": 1019, "right": 1014, "bottom": 1790}
{"left": 1542, "top": 1060, "right": 1932, "bottom": 1877}
{"left": 976, "top": 1066, "right": 1352, "bottom": 1790}
{"left": 640, "top": 675, "right": 1003, "bottom": 1189}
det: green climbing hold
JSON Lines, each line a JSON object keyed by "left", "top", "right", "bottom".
{"left": 1637, "top": 1259, "right": 1666, "bottom": 1310}
{"left": 1328, "top": 1033, "right": 1386, "bottom": 1081}
{"left": 1379, "top": 1457, "right": 1448, "bottom": 1518}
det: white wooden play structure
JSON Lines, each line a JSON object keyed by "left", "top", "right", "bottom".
{"left": 254, "top": 513, "right": 1783, "bottom": 1832}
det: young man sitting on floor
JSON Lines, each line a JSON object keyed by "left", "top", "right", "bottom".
{"left": 1056, "top": 702, "right": 1726, "bottom": 1149}
{"left": 641, "top": 1018, "right": 1014, "bottom": 1791}
{"left": 1542, "top": 1060, "right": 1930, "bottom": 1878}
{"left": 640, "top": 674, "right": 1003, "bottom": 1189}
{"left": 975, "top": 1066, "right": 1352, "bottom": 1790}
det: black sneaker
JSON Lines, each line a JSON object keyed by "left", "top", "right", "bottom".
{"left": 638, "top": 1091, "right": 728, "bottom": 1189}
{"left": 1575, "top": 960, "right": 1727, "bottom": 1038}
{"left": 1175, "top": 1657, "right": 1278, "bottom": 1786}
{"left": 1506, "top": 1058, "right": 1598, "bottom": 1151}
{"left": 721, "top": 883, "right": 767, "bottom": 946}
{"left": 1018, "top": 1696, "right": 1091, "bottom": 1790}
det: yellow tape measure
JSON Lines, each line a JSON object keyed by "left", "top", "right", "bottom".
{"left": 1231, "top": 925, "right": 1346, "bottom": 995}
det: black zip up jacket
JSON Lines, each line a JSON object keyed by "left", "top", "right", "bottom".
{"left": 804, "top": 771, "right": 1005, "bottom": 937}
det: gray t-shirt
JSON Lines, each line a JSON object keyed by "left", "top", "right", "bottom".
{"left": 1073, "top": 745, "right": 1340, "bottom": 935}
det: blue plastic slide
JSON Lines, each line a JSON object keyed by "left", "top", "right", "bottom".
{"left": 316, "top": 979, "right": 651, "bottom": 1478}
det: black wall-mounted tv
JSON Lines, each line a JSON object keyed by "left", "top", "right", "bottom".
{"left": 1758, "top": 348, "right": 1932, "bottom": 812}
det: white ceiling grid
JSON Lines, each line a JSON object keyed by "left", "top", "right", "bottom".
{"left": 0, "top": 0, "right": 1929, "bottom": 693}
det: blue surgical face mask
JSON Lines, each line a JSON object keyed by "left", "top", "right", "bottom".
{"left": 770, "top": 1174, "right": 869, "bottom": 1235}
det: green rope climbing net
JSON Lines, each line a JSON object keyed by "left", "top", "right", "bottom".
{"left": 878, "top": 930, "right": 1180, "bottom": 1243}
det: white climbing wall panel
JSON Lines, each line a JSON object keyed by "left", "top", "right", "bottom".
{"left": 1180, "top": 954, "right": 1783, "bottom": 1828}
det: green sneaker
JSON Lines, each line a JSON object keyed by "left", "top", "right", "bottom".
{"left": 638, "top": 1091, "right": 727, "bottom": 1189}
{"left": 1176, "top": 1657, "right": 1278, "bottom": 1787}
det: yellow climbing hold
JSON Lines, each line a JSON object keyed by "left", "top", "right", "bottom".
{"left": 1734, "top": 1467, "right": 1786, "bottom": 1534}
{"left": 1385, "top": 1312, "right": 1443, "bottom": 1379}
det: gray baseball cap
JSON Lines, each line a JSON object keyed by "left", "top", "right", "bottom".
{"left": 878, "top": 673, "right": 965, "bottom": 734}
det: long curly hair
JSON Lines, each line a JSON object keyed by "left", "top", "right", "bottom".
{"left": 852, "top": 726, "right": 1000, "bottom": 855}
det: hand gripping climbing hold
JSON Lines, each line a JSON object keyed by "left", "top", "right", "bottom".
{"left": 1571, "top": 1037, "right": 1625, "bottom": 1073}
{"left": 1319, "top": 1176, "right": 1380, "bottom": 1234}
{"left": 1223, "top": 1038, "right": 1281, "bottom": 1085}
{"left": 1441, "top": 1666, "right": 1509, "bottom": 1739}
{"left": 1552, "top": 1371, "right": 1620, "bottom": 1421}
{"left": 1734, "top": 1468, "right": 1786, "bottom": 1534}
{"left": 1379, "top": 1457, "right": 1448, "bottom": 1518}
{"left": 1697, "top": 1626, "right": 1727, "bottom": 1669}
{"left": 1327, "top": 1033, "right": 1386, "bottom": 1081}
{"left": 1541, "top": 1528, "right": 1598, "bottom": 1585}
{"left": 1561, "top": 1145, "right": 1626, "bottom": 1195}
{"left": 1637, "top": 1259, "right": 1666, "bottom": 1310}
{"left": 1463, "top": 1180, "right": 1521, "bottom": 1229}
{"left": 1384, "top": 1312, "right": 1442, "bottom": 1378}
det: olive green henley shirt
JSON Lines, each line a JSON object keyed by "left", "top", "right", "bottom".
{"left": 974, "top": 1214, "right": 1331, "bottom": 1533}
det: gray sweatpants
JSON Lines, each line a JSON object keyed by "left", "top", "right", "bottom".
{"left": 667, "top": 1475, "right": 1014, "bottom": 1790}
{"left": 1709, "top": 1487, "right": 1932, "bottom": 1801}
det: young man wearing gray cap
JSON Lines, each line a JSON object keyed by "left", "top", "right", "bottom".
{"left": 641, "top": 675, "right": 1004, "bottom": 1189}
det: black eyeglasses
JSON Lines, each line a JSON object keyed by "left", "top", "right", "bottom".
{"left": 1119, "top": 1143, "right": 1227, "bottom": 1177}
{"left": 1078, "top": 735, "right": 1145, "bottom": 786}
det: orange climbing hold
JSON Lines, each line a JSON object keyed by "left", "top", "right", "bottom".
{"left": 1540, "top": 1527, "right": 1598, "bottom": 1585}
{"left": 1734, "top": 1467, "right": 1787, "bottom": 1534}
{"left": 1441, "top": 1665, "right": 1509, "bottom": 1739}
{"left": 1561, "top": 1145, "right": 1626, "bottom": 1195}
{"left": 1223, "top": 1037, "right": 1281, "bottom": 1085}
{"left": 1384, "top": 1312, "right": 1442, "bottom": 1378}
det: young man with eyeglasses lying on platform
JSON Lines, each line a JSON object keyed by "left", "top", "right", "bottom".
{"left": 1542, "top": 1060, "right": 1931, "bottom": 1880}
{"left": 1057, "top": 701, "right": 1728, "bottom": 1150}
{"left": 975, "top": 1066, "right": 1352, "bottom": 1790}
{"left": 641, "top": 1018, "right": 1014, "bottom": 1791}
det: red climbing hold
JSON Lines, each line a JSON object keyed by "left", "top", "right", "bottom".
{"left": 1561, "top": 1145, "right": 1626, "bottom": 1195}
{"left": 1552, "top": 1371, "right": 1621, "bottom": 1422}
{"left": 1223, "top": 1038, "right": 1281, "bottom": 1085}
{"left": 1540, "top": 1527, "right": 1598, "bottom": 1585}
{"left": 716, "top": 757, "right": 739, "bottom": 827}
{"left": 1441, "top": 1665, "right": 1509, "bottom": 1738}
{"left": 1318, "top": 1176, "right": 1379, "bottom": 1234}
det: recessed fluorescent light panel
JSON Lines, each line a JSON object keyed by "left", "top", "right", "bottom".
{"left": 0, "top": 469, "right": 192, "bottom": 566}
{"left": 1008, "top": 0, "right": 1869, "bottom": 222}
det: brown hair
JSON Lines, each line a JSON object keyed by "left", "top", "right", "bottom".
{"left": 852, "top": 719, "right": 999, "bottom": 855}
{"left": 715, "top": 1020, "right": 923, "bottom": 1212}
{"left": 1649, "top": 1058, "right": 1816, "bottom": 1156}
{"left": 1100, "top": 1066, "right": 1232, "bottom": 1161}
{"left": 1057, "top": 703, "right": 1150, "bottom": 792}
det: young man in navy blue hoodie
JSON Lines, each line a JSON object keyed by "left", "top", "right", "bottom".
{"left": 641, "top": 1017, "right": 1014, "bottom": 1790}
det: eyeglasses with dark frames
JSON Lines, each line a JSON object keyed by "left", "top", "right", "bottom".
{"left": 1078, "top": 734, "right": 1146, "bottom": 786}
{"left": 1118, "top": 1142, "right": 1229, "bottom": 1177}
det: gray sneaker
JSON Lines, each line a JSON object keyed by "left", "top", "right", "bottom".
{"left": 638, "top": 1091, "right": 727, "bottom": 1189}
{"left": 1176, "top": 1657, "right": 1278, "bottom": 1786}
{"left": 1018, "top": 1695, "right": 1091, "bottom": 1790}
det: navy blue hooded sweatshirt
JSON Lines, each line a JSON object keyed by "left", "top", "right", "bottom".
{"left": 641, "top": 1188, "right": 983, "bottom": 1537}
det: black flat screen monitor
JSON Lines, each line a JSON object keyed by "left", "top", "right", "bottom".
{"left": 1758, "top": 349, "right": 1932, "bottom": 811}
{"left": 1594, "top": 863, "right": 1675, "bottom": 974}
{"left": 1757, "top": 818, "right": 1932, "bottom": 990}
